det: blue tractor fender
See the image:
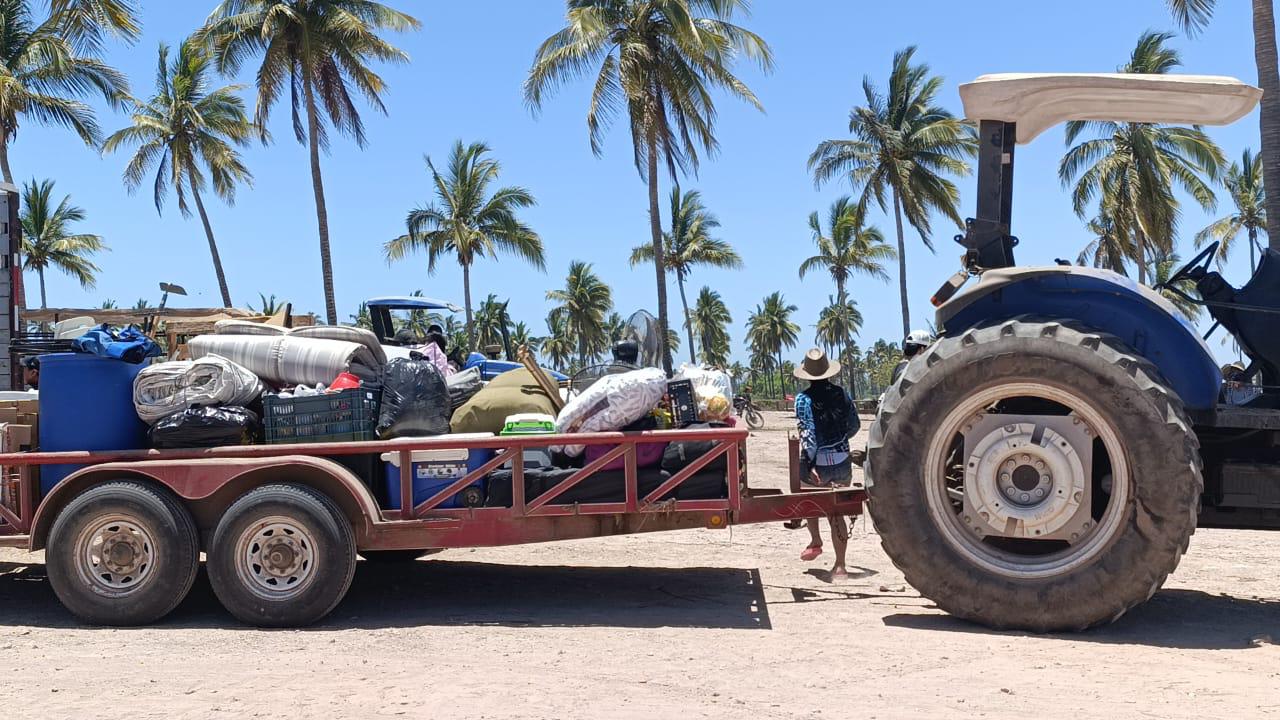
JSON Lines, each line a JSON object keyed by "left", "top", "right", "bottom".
{"left": 935, "top": 266, "right": 1221, "bottom": 410}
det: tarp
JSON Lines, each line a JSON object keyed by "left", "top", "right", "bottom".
{"left": 133, "top": 354, "right": 264, "bottom": 424}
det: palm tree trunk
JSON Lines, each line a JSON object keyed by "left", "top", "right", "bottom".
{"left": 0, "top": 135, "right": 12, "bottom": 185}
{"left": 189, "top": 181, "right": 233, "bottom": 308}
{"left": 676, "top": 272, "right": 696, "bottom": 365}
{"left": 646, "top": 121, "right": 673, "bottom": 376}
{"left": 303, "top": 78, "right": 338, "bottom": 325}
{"left": 1135, "top": 227, "right": 1148, "bottom": 285}
{"left": 37, "top": 268, "right": 46, "bottom": 310}
{"left": 776, "top": 347, "right": 785, "bottom": 407}
{"left": 892, "top": 188, "right": 911, "bottom": 338}
{"left": 461, "top": 261, "right": 474, "bottom": 350}
{"left": 1250, "top": 226, "right": 1259, "bottom": 273}
{"left": 837, "top": 277, "right": 850, "bottom": 393}
{"left": 1254, "top": 0, "right": 1280, "bottom": 249}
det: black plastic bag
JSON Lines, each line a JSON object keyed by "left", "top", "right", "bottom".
{"left": 446, "top": 366, "right": 482, "bottom": 410}
{"left": 377, "top": 353, "right": 451, "bottom": 438}
{"left": 149, "top": 405, "right": 260, "bottom": 449}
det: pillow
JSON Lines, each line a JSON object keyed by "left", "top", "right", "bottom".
{"left": 450, "top": 368, "right": 559, "bottom": 434}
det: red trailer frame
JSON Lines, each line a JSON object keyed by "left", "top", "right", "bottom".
{"left": 0, "top": 427, "right": 865, "bottom": 552}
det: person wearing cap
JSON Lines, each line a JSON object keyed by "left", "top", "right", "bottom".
{"left": 21, "top": 356, "right": 39, "bottom": 390}
{"left": 891, "top": 329, "right": 933, "bottom": 385}
{"left": 793, "top": 347, "right": 859, "bottom": 580}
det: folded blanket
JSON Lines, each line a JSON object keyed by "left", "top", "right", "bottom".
{"left": 133, "top": 354, "right": 264, "bottom": 424}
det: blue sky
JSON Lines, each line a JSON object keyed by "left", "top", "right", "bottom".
{"left": 16, "top": 1, "right": 1261, "bottom": 363}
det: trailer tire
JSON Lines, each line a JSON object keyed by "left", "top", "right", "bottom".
{"left": 208, "top": 484, "right": 356, "bottom": 628}
{"left": 46, "top": 481, "right": 199, "bottom": 626}
{"left": 866, "top": 318, "right": 1201, "bottom": 631}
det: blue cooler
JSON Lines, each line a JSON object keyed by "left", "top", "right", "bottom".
{"left": 382, "top": 433, "right": 495, "bottom": 509}
{"left": 38, "top": 353, "right": 148, "bottom": 495}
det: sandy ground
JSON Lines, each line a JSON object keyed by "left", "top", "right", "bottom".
{"left": 1, "top": 411, "right": 1278, "bottom": 719}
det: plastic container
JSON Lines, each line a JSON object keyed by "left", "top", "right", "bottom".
{"left": 38, "top": 353, "right": 148, "bottom": 495}
{"left": 263, "top": 387, "right": 379, "bottom": 444}
{"left": 382, "top": 433, "right": 495, "bottom": 510}
{"left": 500, "top": 417, "right": 555, "bottom": 469}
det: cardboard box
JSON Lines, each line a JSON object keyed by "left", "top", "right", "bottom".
{"left": 3, "top": 424, "right": 32, "bottom": 449}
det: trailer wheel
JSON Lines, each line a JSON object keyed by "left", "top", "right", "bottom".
{"left": 866, "top": 319, "right": 1201, "bottom": 631}
{"left": 46, "top": 481, "right": 199, "bottom": 626}
{"left": 207, "top": 484, "right": 356, "bottom": 627}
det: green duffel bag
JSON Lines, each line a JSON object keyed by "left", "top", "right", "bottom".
{"left": 450, "top": 369, "right": 560, "bottom": 435}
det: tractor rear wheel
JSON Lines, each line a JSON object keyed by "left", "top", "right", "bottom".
{"left": 866, "top": 318, "right": 1201, "bottom": 631}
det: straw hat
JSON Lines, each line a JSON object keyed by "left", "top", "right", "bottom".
{"left": 793, "top": 348, "right": 841, "bottom": 381}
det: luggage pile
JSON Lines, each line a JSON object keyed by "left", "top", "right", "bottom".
{"left": 34, "top": 316, "right": 740, "bottom": 511}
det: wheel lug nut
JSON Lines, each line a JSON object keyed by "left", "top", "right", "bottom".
{"left": 1020, "top": 454, "right": 1030, "bottom": 463}
{"left": 1005, "top": 487, "right": 1016, "bottom": 497}
{"left": 1035, "top": 488, "right": 1045, "bottom": 498}
{"left": 1000, "top": 473, "right": 1010, "bottom": 482}
{"left": 1034, "top": 461, "right": 1045, "bottom": 470}
{"left": 1020, "top": 493, "right": 1030, "bottom": 502}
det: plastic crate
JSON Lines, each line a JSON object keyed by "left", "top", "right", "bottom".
{"left": 263, "top": 387, "right": 380, "bottom": 444}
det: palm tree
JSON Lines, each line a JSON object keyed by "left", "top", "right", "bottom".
{"left": 629, "top": 186, "right": 742, "bottom": 362}
{"left": 132, "top": 297, "right": 150, "bottom": 311}
{"left": 1166, "top": 0, "right": 1280, "bottom": 248}
{"left": 350, "top": 302, "right": 372, "bottom": 329}
{"left": 526, "top": 0, "right": 773, "bottom": 374}
{"left": 19, "top": 179, "right": 105, "bottom": 308}
{"left": 1078, "top": 194, "right": 1137, "bottom": 274}
{"left": 546, "top": 261, "right": 613, "bottom": 369}
{"left": 809, "top": 46, "right": 976, "bottom": 338}
{"left": 510, "top": 321, "right": 539, "bottom": 354}
{"left": 203, "top": 0, "right": 422, "bottom": 325}
{"left": 103, "top": 39, "right": 253, "bottom": 308}
{"left": 1059, "top": 31, "right": 1224, "bottom": 285}
{"left": 1197, "top": 148, "right": 1266, "bottom": 271}
{"left": 690, "top": 286, "right": 732, "bottom": 367}
{"left": 250, "top": 292, "right": 282, "bottom": 315}
{"left": 99, "top": 298, "right": 117, "bottom": 309}
{"left": 0, "top": 0, "right": 131, "bottom": 183}
{"left": 384, "top": 140, "right": 544, "bottom": 346}
{"left": 604, "top": 311, "right": 627, "bottom": 343}
{"left": 745, "top": 292, "right": 799, "bottom": 403}
{"left": 474, "top": 294, "right": 512, "bottom": 351}
{"left": 542, "top": 311, "right": 575, "bottom": 372}
{"left": 815, "top": 295, "right": 863, "bottom": 388}
{"left": 800, "top": 196, "right": 893, "bottom": 384}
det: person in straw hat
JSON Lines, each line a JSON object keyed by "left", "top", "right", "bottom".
{"left": 792, "top": 347, "right": 859, "bottom": 580}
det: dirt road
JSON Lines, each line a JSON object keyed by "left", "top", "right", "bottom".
{"left": 1, "top": 412, "right": 1277, "bottom": 719}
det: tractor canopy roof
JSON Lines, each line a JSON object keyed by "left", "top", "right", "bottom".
{"left": 959, "top": 73, "right": 1260, "bottom": 143}
{"left": 366, "top": 295, "right": 462, "bottom": 312}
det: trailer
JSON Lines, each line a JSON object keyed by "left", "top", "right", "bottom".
{"left": 0, "top": 427, "right": 864, "bottom": 627}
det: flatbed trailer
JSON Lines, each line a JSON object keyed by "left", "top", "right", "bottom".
{"left": 0, "top": 427, "right": 864, "bottom": 627}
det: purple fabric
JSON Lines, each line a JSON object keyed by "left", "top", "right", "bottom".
{"left": 584, "top": 441, "right": 668, "bottom": 471}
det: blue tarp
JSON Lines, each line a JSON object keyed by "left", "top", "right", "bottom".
{"left": 72, "top": 324, "right": 163, "bottom": 364}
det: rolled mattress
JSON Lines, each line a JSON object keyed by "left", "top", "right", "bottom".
{"left": 188, "top": 334, "right": 383, "bottom": 387}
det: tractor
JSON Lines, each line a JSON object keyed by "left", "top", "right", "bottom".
{"left": 865, "top": 73, "right": 1271, "bottom": 631}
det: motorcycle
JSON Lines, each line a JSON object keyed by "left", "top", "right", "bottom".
{"left": 733, "top": 395, "right": 764, "bottom": 430}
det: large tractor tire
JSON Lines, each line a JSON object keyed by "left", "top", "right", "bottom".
{"left": 866, "top": 318, "right": 1201, "bottom": 631}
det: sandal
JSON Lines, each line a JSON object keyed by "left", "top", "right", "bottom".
{"left": 800, "top": 544, "right": 823, "bottom": 561}
{"left": 782, "top": 519, "right": 804, "bottom": 530}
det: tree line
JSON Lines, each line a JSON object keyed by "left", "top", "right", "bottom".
{"left": 10, "top": 1, "right": 1277, "bottom": 399}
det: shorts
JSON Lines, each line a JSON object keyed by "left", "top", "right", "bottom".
{"left": 800, "top": 457, "right": 853, "bottom": 488}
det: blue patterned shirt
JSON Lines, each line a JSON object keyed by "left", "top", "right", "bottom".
{"left": 795, "top": 386, "right": 855, "bottom": 466}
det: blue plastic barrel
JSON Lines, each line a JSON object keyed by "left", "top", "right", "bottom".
{"left": 38, "top": 353, "right": 148, "bottom": 495}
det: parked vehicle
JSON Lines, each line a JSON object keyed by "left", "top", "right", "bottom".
{"left": 866, "top": 72, "right": 1268, "bottom": 631}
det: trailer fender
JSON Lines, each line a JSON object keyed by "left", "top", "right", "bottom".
{"left": 29, "top": 455, "right": 382, "bottom": 551}
{"left": 936, "top": 265, "right": 1220, "bottom": 410}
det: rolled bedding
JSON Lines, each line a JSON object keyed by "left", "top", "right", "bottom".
{"left": 188, "top": 333, "right": 383, "bottom": 386}
{"left": 134, "top": 354, "right": 264, "bottom": 424}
